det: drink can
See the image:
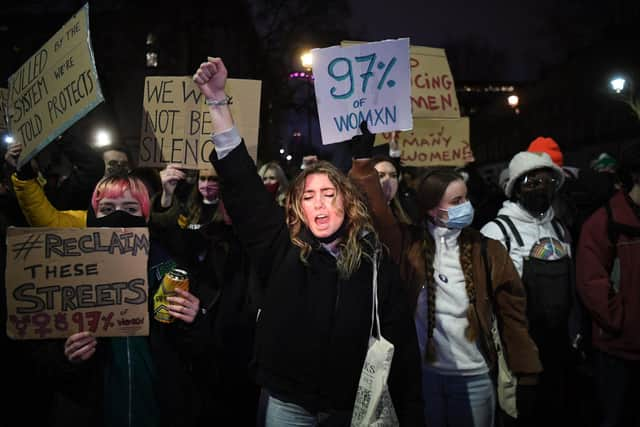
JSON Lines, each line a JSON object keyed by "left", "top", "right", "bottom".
{"left": 153, "top": 268, "right": 190, "bottom": 323}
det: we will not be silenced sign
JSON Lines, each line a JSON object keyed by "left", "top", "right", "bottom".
{"left": 5, "top": 227, "right": 150, "bottom": 340}
{"left": 139, "top": 76, "right": 261, "bottom": 169}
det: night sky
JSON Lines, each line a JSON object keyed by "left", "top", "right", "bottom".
{"left": 346, "top": 0, "right": 607, "bottom": 81}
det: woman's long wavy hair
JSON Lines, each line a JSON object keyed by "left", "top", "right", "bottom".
{"left": 285, "top": 161, "right": 377, "bottom": 278}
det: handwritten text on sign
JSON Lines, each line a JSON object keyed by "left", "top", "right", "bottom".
{"left": 8, "top": 3, "right": 104, "bottom": 168}
{"left": 0, "top": 88, "right": 8, "bottom": 132}
{"left": 409, "top": 46, "right": 460, "bottom": 118}
{"left": 313, "top": 38, "right": 412, "bottom": 145}
{"left": 139, "top": 77, "right": 261, "bottom": 169}
{"left": 342, "top": 42, "right": 460, "bottom": 119}
{"left": 376, "top": 117, "right": 472, "bottom": 166}
{"left": 5, "top": 227, "right": 150, "bottom": 340}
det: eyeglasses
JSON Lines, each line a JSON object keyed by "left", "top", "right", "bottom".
{"left": 521, "top": 175, "right": 558, "bottom": 190}
{"left": 107, "top": 160, "right": 129, "bottom": 168}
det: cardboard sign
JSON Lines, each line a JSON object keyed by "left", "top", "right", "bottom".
{"left": 313, "top": 38, "right": 412, "bottom": 145}
{"left": 5, "top": 227, "right": 150, "bottom": 340}
{"left": 0, "top": 88, "right": 8, "bottom": 132}
{"left": 408, "top": 46, "right": 460, "bottom": 118}
{"left": 138, "top": 77, "right": 261, "bottom": 169}
{"left": 376, "top": 117, "right": 472, "bottom": 167}
{"left": 8, "top": 3, "right": 104, "bottom": 168}
{"left": 343, "top": 42, "right": 460, "bottom": 119}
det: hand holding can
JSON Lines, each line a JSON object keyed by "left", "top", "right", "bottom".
{"left": 167, "top": 288, "right": 200, "bottom": 324}
{"left": 154, "top": 268, "right": 191, "bottom": 323}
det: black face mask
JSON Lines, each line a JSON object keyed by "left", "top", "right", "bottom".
{"left": 87, "top": 210, "right": 147, "bottom": 228}
{"left": 518, "top": 188, "right": 553, "bottom": 216}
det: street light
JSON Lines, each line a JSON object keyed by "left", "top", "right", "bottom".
{"left": 507, "top": 94, "right": 520, "bottom": 114}
{"left": 300, "top": 51, "right": 313, "bottom": 70}
{"left": 94, "top": 129, "right": 112, "bottom": 148}
{"left": 608, "top": 75, "right": 639, "bottom": 119}
{"left": 610, "top": 77, "right": 626, "bottom": 94}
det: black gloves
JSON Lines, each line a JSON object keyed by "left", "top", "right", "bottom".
{"left": 16, "top": 160, "right": 36, "bottom": 180}
{"left": 516, "top": 383, "right": 537, "bottom": 420}
{"left": 350, "top": 121, "right": 375, "bottom": 159}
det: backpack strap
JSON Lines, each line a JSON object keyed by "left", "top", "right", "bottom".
{"left": 497, "top": 215, "right": 524, "bottom": 248}
{"left": 551, "top": 218, "right": 570, "bottom": 244}
{"left": 491, "top": 218, "right": 512, "bottom": 252}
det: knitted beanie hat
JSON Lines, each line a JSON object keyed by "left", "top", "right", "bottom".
{"left": 505, "top": 151, "right": 565, "bottom": 198}
{"left": 528, "top": 136, "right": 563, "bottom": 167}
{"left": 590, "top": 153, "right": 617, "bottom": 172}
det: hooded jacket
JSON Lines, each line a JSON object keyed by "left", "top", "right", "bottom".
{"left": 211, "top": 141, "right": 424, "bottom": 425}
{"left": 576, "top": 191, "right": 640, "bottom": 360}
{"left": 480, "top": 201, "right": 571, "bottom": 276}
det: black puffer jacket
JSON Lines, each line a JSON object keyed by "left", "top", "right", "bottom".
{"left": 212, "top": 143, "right": 424, "bottom": 425}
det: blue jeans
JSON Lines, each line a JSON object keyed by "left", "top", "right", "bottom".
{"left": 423, "top": 370, "right": 495, "bottom": 427}
{"left": 265, "top": 395, "right": 317, "bottom": 427}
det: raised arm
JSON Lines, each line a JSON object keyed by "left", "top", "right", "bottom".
{"left": 347, "top": 123, "right": 405, "bottom": 264}
{"left": 193, "top": 57, "right": 290, "bottom": 279}
{"left": 9, "top": 146, "right": 86, "bottom": 227}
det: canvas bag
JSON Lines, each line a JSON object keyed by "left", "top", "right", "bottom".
{"left": 490, "top": 317, "right": 518, "bottom": 418}
{"left": 481, "top": 238, "right": 518, "bottom": 418}
{"left": 350, "top": 252, "right": 399, "bottom": 427}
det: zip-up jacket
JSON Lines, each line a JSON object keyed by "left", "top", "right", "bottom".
{"left": 211, "top": 142, "right": 424, "bottom": 425}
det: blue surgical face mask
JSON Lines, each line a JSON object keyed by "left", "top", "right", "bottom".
{"left": 438, "top": 200, "right": 474, "bottom": 229}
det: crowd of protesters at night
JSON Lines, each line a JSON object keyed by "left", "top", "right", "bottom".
{"left": 1, "top": 56, "right": 639, "bottom": 427}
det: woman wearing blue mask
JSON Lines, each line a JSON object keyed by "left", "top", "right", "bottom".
{"left": 350, "top": 148, "right": 541, "bottom": 427}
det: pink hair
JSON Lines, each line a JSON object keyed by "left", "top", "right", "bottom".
{"left": 91, "top": 176, "right": 151, "bottom": 220}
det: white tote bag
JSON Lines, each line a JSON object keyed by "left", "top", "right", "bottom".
{"left": 491, "top": 317, "right": 518, "bottom": 418}
{"left": 350, "top": 253, "right": 400, "bottom": 427}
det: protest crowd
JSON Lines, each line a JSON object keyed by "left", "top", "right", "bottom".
{"left": 1, "top": 8, "right": 639, "bottom": 427}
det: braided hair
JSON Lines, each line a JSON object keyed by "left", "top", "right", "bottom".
{"left": 417, "top": 168, "right": 477, "bottom": 362}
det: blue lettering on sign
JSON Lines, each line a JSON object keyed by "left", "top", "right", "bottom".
{"left": 328, "top": 54, "right": 398, "bottom": 100}
{"left": 328, "top": 57, "right": 354, "bottom": 99}
{"left": 332, "top": 105, "right": 397, "bottom": 132}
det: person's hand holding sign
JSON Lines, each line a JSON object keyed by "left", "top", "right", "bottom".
{"left": 166, "top": 288, "right": 200, "bottom": 324}
{"left": 4, "top": 143, "right": 22, "bottom": 170}
{"left": 64, "top": 331, "right": 97, "bottom": 363}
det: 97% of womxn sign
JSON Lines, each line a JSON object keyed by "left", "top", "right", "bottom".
{"left": 312, "top": 38, "right": 412, "bottom": 145}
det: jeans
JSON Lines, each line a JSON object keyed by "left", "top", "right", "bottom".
{"left": 423, "top": 370, "right": 495, "bottom": 427}
{"left": 595, "top": 350, "right": 640, "bottom": 427}
{"left": 265, "top": 395, "right": 317, "bottom": 427}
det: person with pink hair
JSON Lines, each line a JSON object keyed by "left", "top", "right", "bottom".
{"left": 11, "top": 160, "right": 202, "bottom": 426}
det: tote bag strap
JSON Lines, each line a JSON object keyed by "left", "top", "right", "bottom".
{"left": 370, "top": 250, "right": 381, "bottom": 339}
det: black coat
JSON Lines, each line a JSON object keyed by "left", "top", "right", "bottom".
{"left": 212, "top": 143, "right": 424, "bottom": 425}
